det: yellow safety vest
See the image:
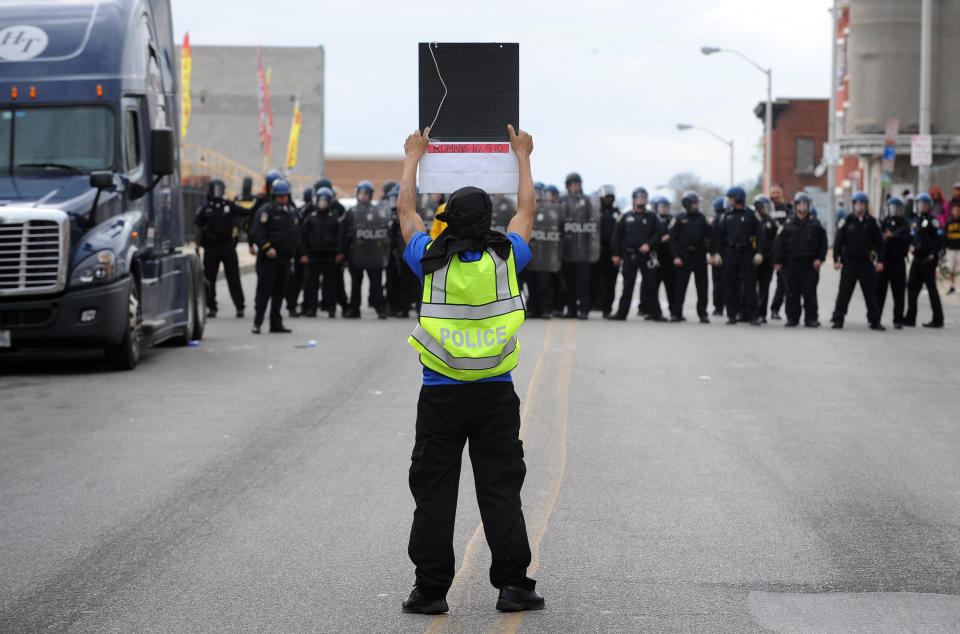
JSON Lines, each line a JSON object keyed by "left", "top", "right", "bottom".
{"left": 409, "top": 242, "right": 525, "bottom": 381}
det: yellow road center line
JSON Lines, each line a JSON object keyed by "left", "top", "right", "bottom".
{"left": 492, "top": 320, "right": 575, "bottom": 634}
{"left": 425, "top": 321, "right": 556, "bottom": 634}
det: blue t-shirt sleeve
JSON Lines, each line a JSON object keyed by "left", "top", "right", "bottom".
{"left": 508, "top": 233, "right": 531, "bottom": 272}
{"left": 403, "top": 232, "right": 431, "bottom": 282}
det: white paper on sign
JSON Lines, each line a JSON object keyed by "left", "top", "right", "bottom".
{"left": 419, "top": 142, "right": 519, "bottom": 194}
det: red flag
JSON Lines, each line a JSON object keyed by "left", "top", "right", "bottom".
{"left": 256, "top": 47, "right": 267, "bottom": 155}
{"left": 264, "top": 67, "right": 274, "bottom": 158}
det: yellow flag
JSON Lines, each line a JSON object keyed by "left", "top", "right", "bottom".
{"left": 285, "top": 98, "right": 302, "bottom": 169}
{"left": 180, "top": 33, "right": 191, "bottom": 139}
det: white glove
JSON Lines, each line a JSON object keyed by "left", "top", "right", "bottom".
{"left": 713, "top": 254, "right": 723, "bottom": 267}
{"left": 753, "top": 253, "right": 763, "bottom": 266}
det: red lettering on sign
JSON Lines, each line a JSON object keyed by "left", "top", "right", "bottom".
{"left": 427, "top": 143, "right": 510, "bottom": 154}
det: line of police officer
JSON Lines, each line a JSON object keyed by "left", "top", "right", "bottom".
{"left": 194, "top": 171, "right": 948, "bottom": 334}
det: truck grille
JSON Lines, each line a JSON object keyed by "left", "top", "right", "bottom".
{"left": 0, "top": 211, "right": 69, "bottom": 297}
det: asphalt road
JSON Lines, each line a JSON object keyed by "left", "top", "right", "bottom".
{"left": 1, "top": 265, "right": 959, "bottom": 633}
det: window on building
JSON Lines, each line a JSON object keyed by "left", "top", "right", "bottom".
{"left": 795, "top": 137, "right": 815, "bottom": 174}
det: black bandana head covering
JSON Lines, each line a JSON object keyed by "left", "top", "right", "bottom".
{"left": 421, "top": 186, "right": 514, "bottom": 275}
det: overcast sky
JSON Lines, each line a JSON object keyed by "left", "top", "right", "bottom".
{"left": 170, "top": 0, "right": 833, "bottom": 200}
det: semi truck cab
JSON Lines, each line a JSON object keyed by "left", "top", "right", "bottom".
{"left": 0, "top": 0, "right": 205, "bottom": 369}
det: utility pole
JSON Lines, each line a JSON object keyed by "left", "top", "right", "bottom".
{"left": 918, "top": 0, "right": 932, "bottom": 193}
{"left": 827, "top": 0, "right": 839, "bottom": 242}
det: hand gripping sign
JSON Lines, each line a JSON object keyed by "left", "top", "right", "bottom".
{"left": 418, "top": 43, "right": 519, "bottom": 194}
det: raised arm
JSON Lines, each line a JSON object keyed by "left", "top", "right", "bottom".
{"left": 506, "top": 124, "right": 535, "bottom": 243}
{"left": 399, "top": 128, "right": 429, "bottom": 244}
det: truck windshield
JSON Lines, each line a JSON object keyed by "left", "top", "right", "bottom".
{"left": 0, "top": 106, "right": 115, "bottom": 175}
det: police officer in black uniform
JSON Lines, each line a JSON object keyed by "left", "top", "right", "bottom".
{"left": 338, "top": 180, "right": 390, "bottom": 319}
{"left": 713, "top": 186, "right": 762, "bottom": 325}
{"left": 767, "top": 184, "right": 791, "bottom": 320}
{"left": 526, "top": 183, "right": 563, "bottom": 318}
{"left": 709, "top": 196, "right": 726, "bottom": 316}
{"left": 285, "top": 187, "right": 315, "bottom": 318}
{"left": 193, "top": 178, "right": 247, "bottom": 318}
{"left": 560, "top": 172, "right": 599, "bottom": 319}
{"left": 772, "top": 192, "right": 827, "bottom": 327}
{"left": 298, "top": 186, "right": 341, "bottom": 317}
{"left": 246, "top": 169, "right": 282, "bottom": 255}
{"left": 904, "top": 192, "right": 945, "bottom": 328}
{"left": 754, "top": 195, "right": 778, "bottom": 323}
{"left": 249, "top": 179, "right": 297, "bottom": 334}
{"left": 651, "top": 196, "right": 678, "bottom": 318}
{"left": 670, "top": 191, "right": 711, "bottom": 323}
{"left": 313, "top": 177, "right": 349, "bottom": 315}
{"left": 876, "top": 196, "right": 912, "bottom": 329}
{"left": 830, "top": 191, "right": 885, "bottom": 330}
{"left": 593, "top": 185, "right": 620, "bottom": 318}
{"left": 609, "top": 188, "right": 664, "bottom": 321}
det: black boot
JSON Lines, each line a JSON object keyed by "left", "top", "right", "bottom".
{"left": 496, "top": 586, "right": 545, "bottom": 612}
{"left": 401, "top": 587, "right": 448, "bottom": 615}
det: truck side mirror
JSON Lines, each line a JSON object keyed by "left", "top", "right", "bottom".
{"left": 150, "top": 128, "right": 175, "bottom": 176}
{"left": 89, "top": 171, "right": 113, "bottom": 189}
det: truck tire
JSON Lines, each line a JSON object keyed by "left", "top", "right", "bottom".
{"left": 105, "top": 278, "right": 142, "bottom": 370}
{"left": 191, "top": 255, "right": 206, "bottom": 341}
{"left": 172, "top": 255, "right": 205, "bottom": 345}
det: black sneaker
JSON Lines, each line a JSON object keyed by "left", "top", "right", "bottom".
{"left": 401, "top": 587, "right": 449, "bottom": 615}
{"left": 669, "top": 315, "right": 685, "bottom": 322}
{"left": 712, "top": 309, "right": 723, "bottom": 317}
{"left": 496, "top": 586, "right": 545, "bottom": 613}
{"left": 749, "top": 317, "right": 763, "bottom": 326}
{"left": 726, "top": 318, "right": 737, "bottom": 325}
{"left": 288, "top": 309, "right": 301, "bottom": 318}
{"left": 785, "top": 320, "right": 799, "bottom": 327}
{"left": 804, "top": 321, "right": 821, "bottom": 328}
{"left": 699, "top": 316, "right": 710, "bottom": 324}
{"left": 922, "top": 321, "right": 944, "bottom": 328}
{"left": 577, "top": 311, "right": 589, "bottom": 320}
{"left": 831, "top": 320, "right": 843, "bottom": 329}
{"left": 606, "top": 313, "right": 627, "bottom": 321}
{"left": 869, "top": 323, "right": 886, "bottom": 331}
{"left": 269, "top": 325, "right": 292, "bottom": 333}
{"left": 770, "top": 312, "right": 781, "bottom": 320}
{"left": 207, "top": 309, "right": 217, "bottom": 318}
{"left": 251, "top": 324, "right": 261, "bottom": 334}
{"left": 236, "top": 308, "right": 245, "bottom": 318}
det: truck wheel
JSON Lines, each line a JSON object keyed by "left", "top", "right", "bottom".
{"left": 192, "top": 257, "right": 206, "bottom": 341}
{"left": 105, "top": 279, "right": 142, "bottom": 370}
{"left": 172, "top": 254, "right": 205, "bottom": 345}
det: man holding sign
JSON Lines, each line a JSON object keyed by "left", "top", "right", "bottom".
{"left": 397, "top": 125, "right": 544, "bottom": 615}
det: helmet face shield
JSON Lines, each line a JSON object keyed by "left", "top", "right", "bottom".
{"left": 853, "top": 200, "right": 867, "bottom": 214}
{"left": 795, "top": 200, "right": 810, "bottom": 214}
{"left": 357, "top": 190, "right": 372, "bottom": 203}
{"left": 655, "top": 202, "right": 670, "bottom": 215}
{"left": 887, "top": 202, "right": 903, "bottom": 216}
{"left": 208, "top": 180, "right": 225, "bottom": 199}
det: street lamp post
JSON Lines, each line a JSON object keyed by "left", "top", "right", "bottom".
{"left": 676, "top": 123, "right": 734, "bottom": 188}
{"left": 701, "top": 46, "right": 772, "bottom": 194}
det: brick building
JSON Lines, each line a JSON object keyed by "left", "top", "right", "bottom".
{"left": 324, "top": 155, "right": 404, "bottom": 198}
{"left": 754, "top": 98, "right": 829, "bottom": 198}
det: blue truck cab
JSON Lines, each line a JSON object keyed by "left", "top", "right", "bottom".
{"left": 0, "top": 0, "right": 205, "bottom": 369}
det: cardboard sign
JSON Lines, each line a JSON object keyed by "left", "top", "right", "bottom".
{"left": 418, "top": 43, "right": 519, "bottom": 194}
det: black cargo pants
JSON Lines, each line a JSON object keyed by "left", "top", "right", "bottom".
{"left": 408, "top": 381, "right": 535, "bottom": 598}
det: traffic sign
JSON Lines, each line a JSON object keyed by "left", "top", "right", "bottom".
{"left": 911, "top": 135, "right": 932, "bottom": 166}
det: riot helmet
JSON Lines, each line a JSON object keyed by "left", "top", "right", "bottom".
{"left": 302, "top": 187, "right": 313, "bottom": 205}
{"left": 793, "top": 191, "right": 811, "bottom": 215}
{"left": 316, "top": 186, "right": 334, "bottom": 210}
{"left": 726, "top": 186, "right": 746, "bottom": 207}
{"left": 886, "top": 196, "right": 904, "bottom": 217}
{"left": 206, "top": 178, "right": 226, "bottom": 200}
{"left": 915, "top": 192, "right": 933, "bottom": 215}
{"left": 356, "top": 180, "right": 375, "bottom": 203}
{"left": 565, "top": 172, "right": 582, "bottom": 194}
{"left": 851, "top": 191, "right": 869, "bottom": 215}
{"left": 544, "top": 184, "right": 560, "bottom": 203}
{"left": 681, "top": 191, "right": 701, "bottom": 213}
{"left": 265, "top": 169, "right": 282, "bottom": 193}
{"left": 652, "top": 195, "right": 671, "bottom": 216}
{"left": 753, "top": 194, "right": 772, "bottom": 216}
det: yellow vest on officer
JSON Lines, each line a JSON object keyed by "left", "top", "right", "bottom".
{"left": 409, "top": 242, "right": 525, "bottom": 381}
